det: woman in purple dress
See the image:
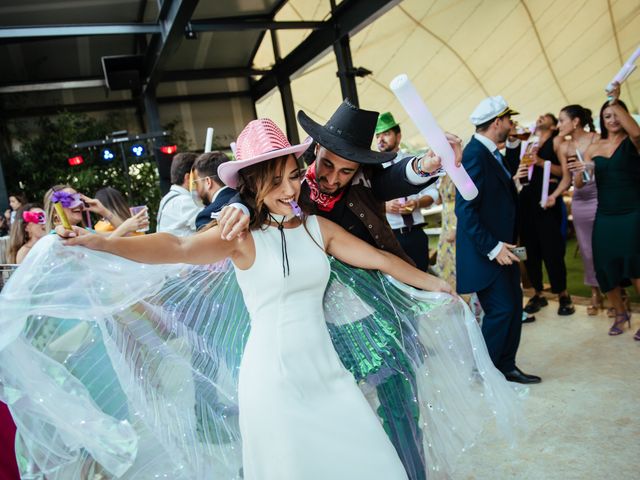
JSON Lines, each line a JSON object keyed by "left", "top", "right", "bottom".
{"left": 556, "top": 105, "right": 601, "bottom": 314}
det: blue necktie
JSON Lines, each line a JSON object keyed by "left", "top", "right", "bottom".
{"left": 493, "top": 149, "right": 511, "bottom": 178}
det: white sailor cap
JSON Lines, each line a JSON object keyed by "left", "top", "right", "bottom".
{"left": 469, "top": 96, "right": 519, "bottom": 126}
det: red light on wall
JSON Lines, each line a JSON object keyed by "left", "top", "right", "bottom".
{"left": 68, "top": 155, "right": 84, "bottom": 166}
{"left": 160, "top": 145, "right": 177, "bottom": 155}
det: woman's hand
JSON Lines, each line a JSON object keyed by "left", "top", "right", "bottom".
{"left": 79, "top": 194, "right": 110, "bottom": 218}
{"left": 111, "top": 208, "right": 149, "bottom": 237}
{"left": 445, "top": 229, "right": 456, "bottom": 243}
{"left": 567, "top": 156, "right": 585, "bottom": 174}
{"left": 513, "top": 162, "right": 529, "bottom": 182}
{"left": 608, "top": 81, "right": 621, "bottom": 104}
{"left": 424, "top": 275, "right": 454, "bottom": 294}
{"left": 544, "top": 196, "right": 557, "bottom": 209}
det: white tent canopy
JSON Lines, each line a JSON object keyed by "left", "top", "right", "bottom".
{"left": 255, "top": 0, "right": 640, "bottom": 148}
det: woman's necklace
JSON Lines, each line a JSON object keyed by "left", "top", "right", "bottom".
{"left": 268, "top": 213, "right": 294, "bottom": 277}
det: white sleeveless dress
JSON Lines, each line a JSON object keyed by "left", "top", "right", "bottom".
{"left": 234, "top": 215, "right": 408, "bottom": 480}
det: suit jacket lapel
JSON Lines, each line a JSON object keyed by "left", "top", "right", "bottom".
{"left": 479, "top": 146, "right": 516, "bottom": 196}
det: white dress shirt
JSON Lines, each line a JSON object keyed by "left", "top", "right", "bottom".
{"left": 383, "top": 151, "right": 440, "bottom": 230}
{"left": 156, "top": 185, "right": 200, "bottom": 236}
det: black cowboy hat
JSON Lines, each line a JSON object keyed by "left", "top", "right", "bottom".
{"left": 297, "top": 100, "right": 396, "bottom": 165}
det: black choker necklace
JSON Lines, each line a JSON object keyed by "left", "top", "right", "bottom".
{"left": 269, "top": 214, "right": 290, "bottom": 277}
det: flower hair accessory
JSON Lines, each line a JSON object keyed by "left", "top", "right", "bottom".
{"left": 22, "top": 211, "right": 46, "bottom": 225}
{"left": 51, "top": 191, "right": 83, "bottom": 209}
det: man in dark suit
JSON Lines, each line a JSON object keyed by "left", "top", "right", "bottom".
{"left": 455, "top": 96, "right": 541, "bottom": 384}
{"left": 191, "top": 151, "right": 235, "bottom": 231}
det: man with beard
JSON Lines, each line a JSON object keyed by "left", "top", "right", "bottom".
{"left": 190, "top": 151, "right": 234, "bottom": 231}
{"left": 218, "top": 100, "right": 462, "bottom": 480}
{"left": 219, "top": 101, "right": 460, "bottom": 263}
{"left": 376, "top": 112, "right": 439, "bottom": 271}
{"left": 455, "top": 96, "right": 541, "bottom": 384}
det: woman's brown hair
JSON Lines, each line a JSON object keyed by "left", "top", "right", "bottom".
{"left": 7, "top": 203, "right": 40, "bottom": 263}
{"left": 233, "top": 155, "right": 324, "bottom": 251}
{"left": 237, "top": 154, "right": 292, "bottom": 230}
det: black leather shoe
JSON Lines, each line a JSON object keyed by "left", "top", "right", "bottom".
{"left": 558, "top": 295, "right": 575, "bottom": 316}
{"left": 522, "top": 314, "right": 536, "bottom": 323}
{"left": 524, "top": 295, "right": 548, "bottom": 314}
{"left": 501, "top": 366, "right": 541, "bottom": 384}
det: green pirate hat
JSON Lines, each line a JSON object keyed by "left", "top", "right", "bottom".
{"left": 375, "top": 112, "right": 400, "bottom": 135}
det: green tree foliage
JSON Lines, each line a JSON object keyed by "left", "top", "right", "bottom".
{"left": 3, "top": 112, "right": 189, "bottom": 230}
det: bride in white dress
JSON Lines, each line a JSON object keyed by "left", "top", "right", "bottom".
{"left": 57, "top": 119, "right": 453, "bottom": 480}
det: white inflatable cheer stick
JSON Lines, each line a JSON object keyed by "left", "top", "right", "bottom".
{"left": 606, "top": 45, "right": 640, "bottom": 93}
{"left": 540, "top": 160, "right": 551, "bottom": 208}
{"left": 204, "top": 127, "right": 214, "bottom": 153}
{"left": 575, "top": 148, "right": 591, "bottom": 182}
{"left": 389, "top": 74, "right": 478, "bottom": 200}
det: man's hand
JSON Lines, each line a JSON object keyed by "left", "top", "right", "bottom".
{"left": 386, "top": 199, "right": 402, "bottom": 214}
{"left": 217, "top": 205, "right": 249, "bottom": 241}
{"left": 416, "top": 132, "right": 463, "bottom": 174}
{"left": 495, "top": 242, "right": 520, "bottom": 265}
{"left": 446, "top": 132, "right": 463, "bottom": 168}
{"left": 55, "top": 225, "right": 89, "bottom": 239}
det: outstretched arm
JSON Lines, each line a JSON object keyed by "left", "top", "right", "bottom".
{"left": 58, "top": 224, "right": 243, "bottom": 265}
{"left": 317, "top": 217, "right": 452, "bottom": 293}
{"left": 608, "top": 82, "right": 640, "bottom": 152}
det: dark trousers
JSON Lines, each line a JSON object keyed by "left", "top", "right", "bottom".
{"left": 476, "top": 264, "right": 523, "bottom": 372}
{"left": 393, "top": 227, "right": 429, "bottom": 272}
{"left": 520, "top": 193, "right": 567, "bottom": 293}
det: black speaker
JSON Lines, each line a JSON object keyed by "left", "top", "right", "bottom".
{"left": 101, "top": 55, "right": 144, "bottom": 91}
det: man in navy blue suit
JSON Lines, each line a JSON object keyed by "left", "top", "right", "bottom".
{"left": 455, "top": 96, "right": 541, "bottom": 384}
{"left": 191, "top": 151, "right": 236, "bottom": 231}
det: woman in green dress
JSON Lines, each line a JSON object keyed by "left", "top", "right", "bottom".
{"left": 583, "top": 82, "right": 640, "bottom": 338}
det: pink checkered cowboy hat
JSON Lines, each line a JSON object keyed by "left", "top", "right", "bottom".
{"left": 218, "top": 119, "right": 311, "bottom": 188}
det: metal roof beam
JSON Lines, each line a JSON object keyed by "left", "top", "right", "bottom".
{"left": 251, "top": 0, "right": 399, "bottom": 101}
{"left": 0, "top": 24, "right": 160, "bottom": 39}
{"left": 0, "top": 79, "right": 106, "bottom": 94}
{"left": 2, "top": 90, "right": 251, "bottom": 118}
{"left": 162, "top": 66, "right": 269, "bottom": 81}
{"left": 143, "top": 0, "right": 200, "bottom": 93}
{"left": 188, "top": 19, "right": 323, "bottom": 32}
{"left": 0, "top": 68, "right": 267, "bottom": 94}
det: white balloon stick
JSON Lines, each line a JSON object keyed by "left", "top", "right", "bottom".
{"left": 204, "top": 127, "right": 214, "bottom": 153}
{"left": 575, "top": 148, "right": 591, "bottom": 182}
{"left": 606, "top": 45, "right": 640, "bottom": 93}
{"left": 389, "top": 74, "right": 478, "bottom": 200}
{"left": 540, "top": 160, "right": 551, "bottom": 208}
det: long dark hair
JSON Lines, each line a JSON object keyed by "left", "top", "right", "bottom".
{"left": 238, "top": 155, "right": 296, "bottom": 230}
{"left": 7, "top": 203, "right": 40, "bottom": 263}
{"left": 236, "top": 155, "right": 324, "bottom": 250}
{"left": 561, "top": 104, "right": 595, "bottom": 132}
{"left": 95, "top": 187, "right": 131, "bottom": 221}
{"left": 599, "top": 99, "right": 629, "bottom": 139}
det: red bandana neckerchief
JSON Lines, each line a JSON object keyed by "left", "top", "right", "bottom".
{"left": 304, "top": 161, "right": 346, "bottom": 212}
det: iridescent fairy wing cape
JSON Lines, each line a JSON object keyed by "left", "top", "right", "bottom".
{"left": 0, "top": 235, "right": 524, "bottom": 479}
